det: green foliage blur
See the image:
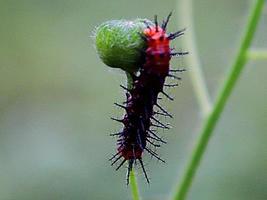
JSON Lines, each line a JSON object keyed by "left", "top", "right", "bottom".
{"left": 0, "top": 0, "right": 266, "bottom": 200}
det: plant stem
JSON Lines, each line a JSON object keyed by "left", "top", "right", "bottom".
{"left": 126, "top": 72, "right": 134, "bottom": 90}
{"left": 178, "top": 0, "right": 212, "bottom": 116}
{"left": 172, "top": 0, "right": 265, "bottom": 200}
{"left": 126, "top": 72, "right": 141, "bottom": 200}
{"left": 247, "top": 48, "right": 267, "bottom": 60}
{"left": 130, "top": 170, "right": 140, "bottom": 200}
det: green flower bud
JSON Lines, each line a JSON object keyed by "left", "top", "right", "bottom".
{"left": 94, "top": 19, "right": 152, "bottom": 73}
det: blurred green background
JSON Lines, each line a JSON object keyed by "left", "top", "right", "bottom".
{"left": 0, "top": 0, "right": 266, "bottom": 200}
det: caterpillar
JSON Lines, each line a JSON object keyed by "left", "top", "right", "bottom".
{"left": 108, "top": 13, "right": 188, "bottom": 184}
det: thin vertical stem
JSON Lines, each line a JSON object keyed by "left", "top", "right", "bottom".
{"left": 178, "top": 0, "right": 212, "bottom": 116}
{"left": 130, "top": 170, "right": 140, "bottom": 200}
{"left": 126, "top": 73, "right": 141, "bottom": 200}
{"left": 172, "top": 0, "right": 264, "bottom": 200}
{"left": 126, "top": 72, "right": 134, "bottom": 89}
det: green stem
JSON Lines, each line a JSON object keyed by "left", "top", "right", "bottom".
{"left": 178, "top": 0, "right": 212, "bottom": 116}
{"left": 126, "top": 72, "right": 134, "bottom": 90}
{"left": 130, "top": 170, "right": 140, "bottom": 200}
{"left": 172, "top": 0, "right": 265, "bottom": 200}
{"left": 126, "top": 73, "right": 141, "bottom": 200}
{"left": 247, "top": 48, "right": 267, "bottom": 60}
